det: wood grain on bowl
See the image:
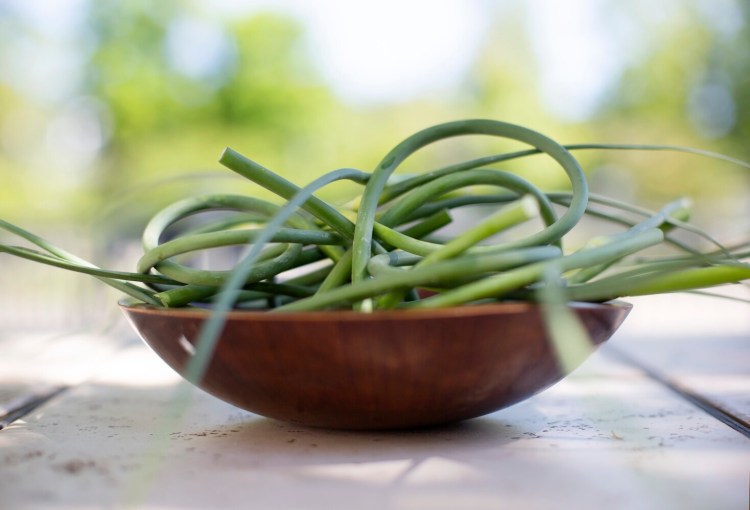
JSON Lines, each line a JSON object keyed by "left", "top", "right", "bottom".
{"left": 121, "top": 301, "right": 631, "bottom": 430}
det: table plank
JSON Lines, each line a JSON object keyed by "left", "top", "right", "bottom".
{"left": 612, "top": 292, "right": 750, "bottom": 427}
{"left": 0, "top": 325, "right": 134, "bottom": 430}
{"left": 1, "top": 337, "right": 747, "bottom": 510}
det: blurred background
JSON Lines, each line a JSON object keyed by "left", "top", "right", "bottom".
{"left": 0, "top": 0, "right": 748, "bottom": 331}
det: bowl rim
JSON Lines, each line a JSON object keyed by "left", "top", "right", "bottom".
{"left": 119, "top": 299, "right": 632, "bottom": 323}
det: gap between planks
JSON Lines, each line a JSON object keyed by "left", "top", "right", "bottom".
{"left": 608, "top": 346, "right": 750, "bottom": 438}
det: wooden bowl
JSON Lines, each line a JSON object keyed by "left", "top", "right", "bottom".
{"left": 121, "top": 301, "right": 631, "bottom": 430}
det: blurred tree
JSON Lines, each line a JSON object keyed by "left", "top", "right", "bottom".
{"left": 75, "top": 1, "right": 336, "bottom": 230}
{"left": 0, "top": 83, "right": 28, "bottom": 217}
{"left": 594, "top": 1, "right": 749, "bottom": 218}
{"left": 0, "top": 0, "right": 747, "bottom": 228}
{"left": 706, "top": 1, "right": 750, "bottom": 154}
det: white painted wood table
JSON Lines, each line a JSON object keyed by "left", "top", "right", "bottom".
{"left": 1, "top": 294, "right": 748, "bottom": 510}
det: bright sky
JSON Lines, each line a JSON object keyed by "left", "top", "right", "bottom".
{"left": 206, "top": 0, "right": 642, "bottom": 120}
{"left": 3, "top": 0, "right": 743, "bottom": 119}
{"left": 210, "top": 0, "right": 491, "bottom": 105}
{"left": 1, "top": 0, "right": 634, "bottom": 121}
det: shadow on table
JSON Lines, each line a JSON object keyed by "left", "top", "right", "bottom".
{"left": 207, "top": 413, "right": 526, "bottom": 460}
{"left": 156, "top": 408, "right": 537, "bottom": 490}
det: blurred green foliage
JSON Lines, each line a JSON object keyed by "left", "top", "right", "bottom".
{"left": 588, "top": 1, "right": 750, "bottom": 232}
{"left": 0, "top": 0, "right": 747, "bottom": 235}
